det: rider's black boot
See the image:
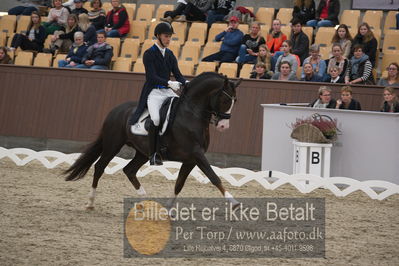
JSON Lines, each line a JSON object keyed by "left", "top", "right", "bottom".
{"left": 148, "top": 121, "right": 163, "bottom": 165}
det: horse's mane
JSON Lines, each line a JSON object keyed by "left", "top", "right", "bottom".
{"left": 181, "top": 72, "right": 226, "bottom": 98}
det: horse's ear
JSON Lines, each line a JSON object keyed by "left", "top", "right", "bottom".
{"left": 234, "top": 78, "right": 243, "bottom": 88}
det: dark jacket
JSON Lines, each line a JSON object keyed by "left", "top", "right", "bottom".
{"left": 381, "top": 101, "right": 399, "bottom": 113}
{"left": 83, "top": 24, "right": 97, "bottom": 46}
{"left": 315, "top": 0, "right": 340, "bottom": 25}
{"left": 66, "top": 44, "right": 88, "bottom": 64}
{"left": 347, "top": 58, "right": 375, "bottom": 84}
{"left": 27, "top": 25, "right": 46, "bottom": 50}
{"left": 250, "top": 72, "right": 271, "bottom": 79}
{"left": 338, "top": 99, "right": 362, "bottom": 110}
{"left": 323, "top": 75, "right": 345, "bottom": 83}
{"left": 129, "top": 45, "right": 187, "bottom": 125}
{"left": 351, "top": 35, "right": 378, "bottom": 67}
{"left": 82, "top": 43, "right": 113, "bottom": 67}
{"left": 212, "top": 0, "right": 236, "bottom": 15}
{"left": 292, "top": 1, "right": 316, "bottom": 25}
{"left": 72, "top": 7, "right": 88, "bottom": 16}
{"left": 106, "top": 6, "right": 130, "bottom": 35}
{"left": 241, "top": 34, "right": 266, "bottom": 53}
{"left": 301, "top": 74, "right": 323, "bottom": 82}
{"left": 309, "top": 98, "right": 337, "bottom": 108}
{"left": 290, "top": 31, "right": 309, "bottom": 64}
{"left": 59, "top": 26, "right": 79, "bottom": 42}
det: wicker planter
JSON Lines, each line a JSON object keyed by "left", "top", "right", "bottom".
{"left": 291, "top": 123, "right": 337, "bottom": 144}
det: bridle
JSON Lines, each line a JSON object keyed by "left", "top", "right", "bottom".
{"left": 209, "top": 83, "right": 237, "bottom": 123}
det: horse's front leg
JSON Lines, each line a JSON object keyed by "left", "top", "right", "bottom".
{"left": 194, "top": 151, "right": 239, "bottom": 207}
{"left": 167, "top": 162, "right": 196, "bottom": 208}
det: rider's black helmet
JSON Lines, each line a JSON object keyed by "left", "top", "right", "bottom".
{"left": 154, "top": 22, "right": 174, "bottom": 36}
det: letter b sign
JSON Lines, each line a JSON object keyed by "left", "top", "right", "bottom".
{"left": 311, "top": 152, "right": 320, "bottom": 164}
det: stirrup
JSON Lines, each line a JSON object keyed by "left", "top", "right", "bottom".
{"left": 149, "top": 153, "right": 163, "bottom": 166}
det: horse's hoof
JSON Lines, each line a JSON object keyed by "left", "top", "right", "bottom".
{"left": 85, "top": 206, "right": 95, "bottom": 211}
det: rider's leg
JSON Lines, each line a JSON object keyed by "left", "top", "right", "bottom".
{"left": 147, "top": 89, "right": 166, "bottom": 165}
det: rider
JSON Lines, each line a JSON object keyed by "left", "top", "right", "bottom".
{"left": 129, "top": 22, "right": 187, "bottom": 166}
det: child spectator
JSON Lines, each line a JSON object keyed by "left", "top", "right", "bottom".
{"left": 202, "top": 16, "right": 243, "bottom": 63}
{"left": 302, "top": 44, "right": 326, "bottom": 79}
{"left": 292, "top": 0, "right": 315, "bottom": 26}
{"left": 306, "top": 0, "right": 340, "bottom": 28}
{"left": 78, "top": 13, "right": 97, "bottom": 46}
{"left": 345, "top": 44, "right": 374, "bottom": 85}
{"left": 331, "top": 24, "right": 352, "bottom": 58}
{"left": 336, "top": 86, "right": 361, "bottom": 110}
{"left": 9, "top": 11, "right": 45, "bottom": 52}
{"left": 253, "top": 44, "right": 272, "bottom": 74}
{"left": 326, "top": 66, "right": 345, "bottom": 83}
{"left": 104, "top": 0, "right": 130, "bottom": 38}
{"left": 274, "top": 40, "right": 299, "bottom": 75}
{"left": 380, "top": 87, "right": 399, "bottom": 113}
{"left": 290, "top": 18, "right": 309, "bottom": 65}
{"left": 0, "top": 47, "right": 13, "bottom": 64}
{"left": 250, "top": 62, "right": 272, "bottom": 79}
{"left": 72, "top": 0, "right": 88, "bottom": 15}
{"left": 88, "top": 0, "right": 106, "bottom": 31}
{"left": 58, "top": 31, "right": 88, "bottom": 67}
{"left": 271, "top": 61, "right": 298, "bottom": 81}
{"left": 301, "top": 62, "right": 323, "bottom": 82}
{"left": 43, "top": 0, "right": 70, "bottom": 35}
{"left": 45, "top": 14, "right": 79, "bottom": 53}
{"left": 174, "top": 0, "right": 214, "bottom": 22}
{"left": 351, "top": 22, "right": 377, "bottom": 67}
{"left": 378, "top": 63, "right": 399, "bottom": 87}
{"left": 325, "top": 43, "right": 348, "bottom": 80}
{"left": 236, "top": 22, "right": 266, "bottom": 64}
{"left": 206, "top": 0, "right": 236, "bottom": 27}
{"left": 309, "top": 86, "right": 336, "bottom": 108}
{"left": 75, "top": 31, "right": 113, "bottom": 70}
{"left": 161, "top": 1, "right": 187, "bottom": 23}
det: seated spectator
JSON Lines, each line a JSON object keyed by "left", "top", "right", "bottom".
{"left": 0, "top": 47, "right": 13, "bottom": 64}
{"left": 274, "top": 40, "right": 299, "bottom": 75}
{"left": 306, "top": 0, "right": 340, "bottom": 28}
{"left": 174, "top": 0, "right": 213, "bottom": 22}
{"left": 9, "top": 11, "right": 45, "bottom": 52}
{"left": 302, "top": 44, "right": 326, "bottom": 79}
{"left": 336, "top": 86, "right": 361, "bottom": 110}
{"left": 8, "top": 0, "right": 44, "bottom": 16}
{"left": 271, "top": 61, "right": 298, "bottom": 81}
{"left": 62, "top": 0, "right": 87, "bottom": 12}
{"left": 78, "top": 13, "right": 97, "bottom": 46}
{"left": 331, "top": 24, "right": 352, "bottom": 58}
{"left": 250, "top": 62, "right": 272, "bottom": 80}
{"left": 301, "top": 62, "right": 323, "bottom": 82}
{"left": 309, "top": 86, "right": 336, "bottom": 108}
{"left": 161, "top": 1, "right": 187, "bottom": 23}
{"left": 326, "top": 66, "right": 345, "bottom": 83}
{"left": 45, "top": 14, "right": 79, "bottom": 53}
{"left": 75, "top": 31, "right": 113, "bottom": 70}
{"left": 351, "top": 22, "right": 377, "bottom": 67}
{"left": 72, "top": 0, "right": 88, "bottom": 15}
{"left": 58, "top": 31, "right": 88, "bottom": 67}
{"left": 88, "top": 0, "right": 106, "bottom": 31}
{"left": 42, "top": 0, "right": 70, "bottom": 35}
{"left": 345, "top": 44, "right": 374, "bottom": 85}
{"left": 104, "top": 0, "right": 130, "bottom": 38}
{"left": 267, "top": 19, "right": 287, "bottom": 55}
{"left": 236, "top": 22, "right": 266, "bottom": 64}
{"left": 325, "top": 43, "right": 348, "bottom": 80}
{"left": 381, "top": 87, "right": 399, "bottom": 113}
{"left": 378, "top": 63, "right": 399, "bottom": 87}
{"left": 292, "top": 0, "right": 315, "bottom": 25}
{"left": 202, "top": 16, "right": 243, "bottom": 63}
{"left": 253, "top": 44, "right": 272, "bottom": 74}
{"left": 290, "top": 19, "right": 309, "bottom": 65}
{"left": 206, "top": 0, "right": 235, "bottom": 27}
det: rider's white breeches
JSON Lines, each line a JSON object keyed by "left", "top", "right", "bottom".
{"left": 147, "top": 88, "right": 176, "bottom": 126}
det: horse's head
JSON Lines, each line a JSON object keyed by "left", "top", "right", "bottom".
{"left": 211, "top": 76, "right": 242, "bottom": 132}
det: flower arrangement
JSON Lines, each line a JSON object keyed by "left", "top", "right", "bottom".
{"left": 290, "top": 113, "right": 339, "bottom": 143}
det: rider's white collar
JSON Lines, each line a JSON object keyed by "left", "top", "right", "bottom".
{"left": 155, "top": 42, "right": 166, "bottom": 57}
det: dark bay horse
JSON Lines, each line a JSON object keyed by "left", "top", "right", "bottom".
{"left": 64, "top": 72, "right": 242, "bottom": 209}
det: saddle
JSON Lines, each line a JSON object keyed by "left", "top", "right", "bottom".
{"left": 130, "top": 97, "right": 179, "bottom": 136}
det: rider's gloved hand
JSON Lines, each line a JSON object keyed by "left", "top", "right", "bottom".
{"left": 168, "top": 80, "right": 181, "bottom": 91}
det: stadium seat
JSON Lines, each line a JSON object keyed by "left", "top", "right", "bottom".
{"left": 102, "top": 2, "right": 112, "bottom": 13}
{"left": 140, "top": 39, "right": 156, "bottom": 56}
{"left": 83, "top": 1, "right": 90, "bottom": 10}
{"left": 120, "top": 38, "right": 140, "bottom": 62}
{"left": 187, "top": 22, "right": 207, "bottom": 46}
{"left": 319, "top": 45, "right": 331, "bottom": 60}
{"left": 280, "top": 25, "right": 291, "bottom": 39}
{"left": 41, "top": 16, "right": 48, "bottom": 22}
{"left": 6, "top": 33, "right": 15, "bottom": 47}
{"left": 132, "top": 58, "right": 145, "bottom": 73}
{"left": 0, "top": 32, "right": 6, "bottom": 46}
{"left": 381, "top": 51, "right": 399, "bottom": 72}
{"left": 16, "top": 16, "right": 30, "bottom": 34}
{"left": 171, "top": 22, "right": 187, "bottom": 45}
{"left": 302, "top": 26, "right": 313, "bottom": 44}
{"left": 181, "top": 41, "right": 201, "bottom": 65}
{"left": 106, "top": 37, "right": 120, "bottom": 60}
{"left": 383, "top": 11, "right": 399, "bottom": 32}
{"left": 43, "top": 34, "right": 53, "bottom": 50}
{"left": 382, "top": 32, "right": 399, "bottom": 53}
{"left": 314, "top": 27, "right": 335, "bottom": 47}
{"left": 373, "top": 28, "right": 381, "bottom": 48}
{"left": 155, "top": 4, "right": 174, "bottom": 21}
{"left": 207, "top": 23, "right": 226, "bottom": 43}
{"left": 244, "top": 6, "right": 254, "bottom": 13}
{"left": 128, "top": 20, "right": 147, "bottom": 43}
{"left": 52, "top": 53, "right": 67, "bottom": 67}
{"left": 202, "top": 41, "right": 221, "bottom": 58}
{"left": 239, "top": 64, "right": 254, "bottom": 78}
{"left": 14, "top": 51, "right": 33, "bottom": 66}
{"left": 0, "top": 15, "right": 17, "bottom": 37}
{"left": 135, "top": 4, "right": 155, "bottom": 24}
{"left": 196, "top": 61, "right": 217, "bottom": 74}
{"left": 33, "top": 53, "right": 52, "bottom": 67}
{"left": 260, "top": 24, "right": 271, "bottom": 40}
{"left": 113, "top": 57, "right": 132, "bottom": 72}
{"left": 124, "top": 3, "right": 136, "bottom": 21}
{"left": 256, "top": 7, "right": 274, "bottom": 26}
{"left": 178, "top": 60, "right": 195, "bottom": 75}
{"left": 168, "top": 41, "right": 181, "bottom": 58}
{"left": 340, "top": 10, "right": 360, "bottom": 29}
{"left": 148, "top": 20, "right": 158, "bottom": 40}
{"left": 276, "top": 8, "right": 293, "bottom": 26}
{"left": 362, "top": 10, "right": 383, "bottom": 30}
{"left": 238, "top": 24, "right": 249, "bottom": 34}
{"left": 218, "top": 63, "right": 238, "bottom": 78}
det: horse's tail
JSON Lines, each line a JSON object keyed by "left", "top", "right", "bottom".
{"left": 64, "top": 135, "right": 103, "bottom": 181}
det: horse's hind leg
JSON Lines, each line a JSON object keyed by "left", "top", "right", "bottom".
{"left": 123, "top": 151, "right": 148, "bottom": 196}
{"left": 167, "top": 162, "right": 195, "bottom": 208}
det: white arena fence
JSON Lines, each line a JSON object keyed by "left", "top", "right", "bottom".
{"left": 1, "top": 147, "right": 398, "bottom": 201}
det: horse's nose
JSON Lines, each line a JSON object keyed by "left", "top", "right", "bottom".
{"left": 216, "top": 119, "right": 230, "bottom": 132}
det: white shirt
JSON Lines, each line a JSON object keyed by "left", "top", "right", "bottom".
{"left": 155, "top": 42, "right": 166, "bottom": 57}
{"left": 331, "top": 76, "right": 340, "bottom": 83}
